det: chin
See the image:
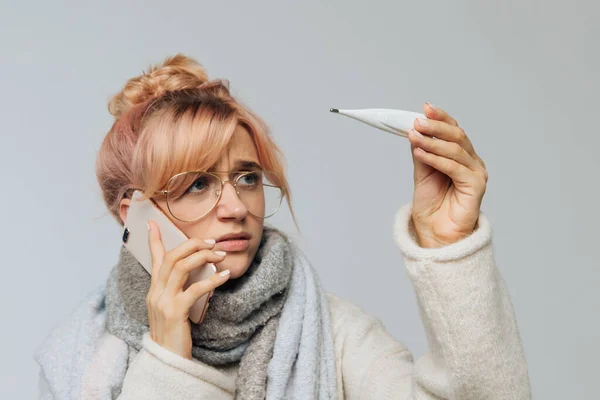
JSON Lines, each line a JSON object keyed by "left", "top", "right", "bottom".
{"left": 216, "top": 253, "right": 252, "bottom": 279}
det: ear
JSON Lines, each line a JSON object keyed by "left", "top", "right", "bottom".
{"left": 119, "top": 198, "right": 131, "bottom": 224}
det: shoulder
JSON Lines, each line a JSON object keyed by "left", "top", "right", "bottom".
{"left": 33, "top": 286, "right": 129, "bottom": 398}
{"left": 323, "top": 292, "right": 412, "bottom": 388}
{"left": 325, "top": 292, "right": 378, "bottom": 327}
{"left": 34, "top": 285, "right": 108, "bottom": 361}
{"left": 324, "top": 292, "right": 403, "bottom": 349}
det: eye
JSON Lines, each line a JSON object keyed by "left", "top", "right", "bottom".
{"left": 238, "top": 172, "right": 260, "bottom": 187}
{"left": 186, "top": 176, "right": 210, "bottom": 194}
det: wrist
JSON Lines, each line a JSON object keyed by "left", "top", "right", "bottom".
{"left": 150, "top": 334, "right": 192, "bottom": 360}
{"left": 416, "top": 234, "right": 465, "bottom": 248}
{"left": 412, "top": 220, "right": 475, "bottom": 249}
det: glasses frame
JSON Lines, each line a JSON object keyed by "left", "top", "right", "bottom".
{"left": 148, "top": 170, "right": 284, "bottom": 223}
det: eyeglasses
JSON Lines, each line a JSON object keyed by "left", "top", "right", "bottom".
{"left": 148, "top": 170, "right": 284, "bottom": 222}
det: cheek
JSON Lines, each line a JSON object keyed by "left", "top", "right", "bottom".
{"left": 246, "top": 229, "right": 263, "bottom": 262}
{"left": 245, "top": 233, "right": 261, "bottom": 260}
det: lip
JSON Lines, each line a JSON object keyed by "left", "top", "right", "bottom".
{"left": 216, "top": 232, "right": 252, "bottom": 243}
{"left": 215, "top": 232, "right": 252, "bottom": 252}
{"left": 216, "top": 239, "right": 250, "bottom": 252}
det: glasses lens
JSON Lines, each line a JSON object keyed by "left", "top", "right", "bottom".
{"left": 236, "top": 170, "right": 283, "bottom": 219}
{"left": 165, "top": 170, "right": 284, "bottom": 221}
{"left": 166, "top": 172, "right": 221, "bottom": 221}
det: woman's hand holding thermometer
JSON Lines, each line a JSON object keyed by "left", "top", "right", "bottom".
{"left": 330, "top": 102, "right": 488, "bottom": 248}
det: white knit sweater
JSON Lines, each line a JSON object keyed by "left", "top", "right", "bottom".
{"left": 35, "top": 203, "right": 531, "bottom": 399}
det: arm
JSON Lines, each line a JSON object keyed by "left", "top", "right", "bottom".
{"left": 339, "top": 204, "right": 531, "bottom": 399}
{"left": 117, "top": 333, "right": 235, "bottom": 400}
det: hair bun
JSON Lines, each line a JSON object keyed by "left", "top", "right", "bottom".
{"left": 108, "top": 54, "right": 209, "bottom": 119}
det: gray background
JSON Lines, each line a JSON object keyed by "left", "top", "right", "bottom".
{"left": 1, "top": 0, "right": 598, "bottom": 398}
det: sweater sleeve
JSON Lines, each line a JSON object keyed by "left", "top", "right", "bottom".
{"left": 337, "top": 203, "right": 531, "bottom": 399}
{"left": 117, "top": 333, "right": 235, "bottom": 400}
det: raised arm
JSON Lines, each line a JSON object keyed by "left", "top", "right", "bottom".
{"left": 338, "top": 102, "right": 530, "bottom": 399}
{"left": 336, "top": 203, "right": 531, "bottom": 399}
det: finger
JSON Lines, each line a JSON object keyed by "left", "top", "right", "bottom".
{"left": 155, "top": 238, "right": 217, "bottom": 291}
{"left": 177, "top": 270, "right": 231, "bottom": 310}
{"left": 147, "top": 220, "right": 166, "bottom": 290}
{"left": 147, "top": 220, "right": 165, "bottom": 336}
{"left": 423, "top": 102, "right": 458, "bottom": 127}
{"left": 409, "top": 136, "right": 437, "bottom": 184}
{"left": 163, "top": 250, "right": 227, "bottom": 297}
{"left": 414, "top": 117, "right": 477, "bottom": 158}
{"left": 408, "top": 129, "right": 479, "bottom": 171}
{"left": 412, "top": 146, "right": 475, "bottom": 186}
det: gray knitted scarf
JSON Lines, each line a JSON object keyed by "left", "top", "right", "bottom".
{"left": 105, "top": 226, "right": 337, "bottom": 399}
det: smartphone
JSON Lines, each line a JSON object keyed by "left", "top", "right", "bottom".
{"left": 121, "top": 189, "right": 216, "bottom": 324}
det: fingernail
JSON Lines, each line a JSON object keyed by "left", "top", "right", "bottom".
{"left": 426, "top": 101, "right": 436, "bottom": 110}
{"left": 204, "top": 239, "right": 216, "bottom": 244}
{"left": 146, "top": 221, "right": 150, "bottom": 231}
{"left": 219, "top": 269, "right": 230, "bottom": 277}
{"left": 215, "top": 251, "right": 226, "bottom": 257}
{"left": 410, "top": 129, "right": 424, "bottom": 139}
{"left": 417, "top": 118, "right": 429, "bottom": 126}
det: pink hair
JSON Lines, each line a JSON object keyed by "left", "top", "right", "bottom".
{"left": 95, "top": 54, "right": 294, "bottom": 227}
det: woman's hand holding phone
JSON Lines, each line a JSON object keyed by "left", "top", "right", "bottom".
{"left": 146, "top": 220, "right": 231, "bottom": 360}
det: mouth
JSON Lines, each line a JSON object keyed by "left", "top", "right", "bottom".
{"left": 215, "top": 232, "right": 252, "bottom": 252}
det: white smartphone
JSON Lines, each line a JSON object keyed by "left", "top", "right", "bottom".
{"left": 121, "top": 189, "right": 216, "bottom": 324}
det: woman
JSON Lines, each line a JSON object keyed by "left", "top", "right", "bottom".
{"left": 34, "top": 54, "right": 531, "bottom": 399}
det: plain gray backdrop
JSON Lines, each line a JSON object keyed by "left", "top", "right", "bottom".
{"left": 1, "top": 1, "right": 598, "bottom": 398}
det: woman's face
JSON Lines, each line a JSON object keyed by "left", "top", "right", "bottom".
{"left": 120, "top": 124, "right": 265, "bottom": 279}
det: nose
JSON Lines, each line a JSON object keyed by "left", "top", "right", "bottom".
{"left": 215, "top": 181, "right": 248, "bottom": 221}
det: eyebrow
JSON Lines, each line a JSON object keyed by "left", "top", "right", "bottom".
{"left": 235, "top": 160, "right": 263, "bottom": 171}
{"left": 209, "top": 160, "right": 263, "bottom": 171}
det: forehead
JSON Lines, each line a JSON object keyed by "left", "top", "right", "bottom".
{"left": 212, "top": 124, "right": 260, "bottom": 169}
